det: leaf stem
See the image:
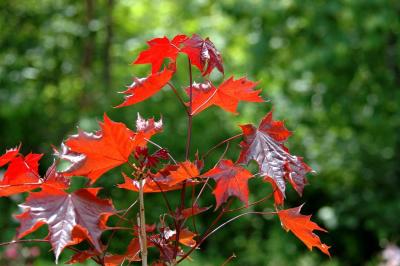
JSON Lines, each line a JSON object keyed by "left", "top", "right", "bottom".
{"left": 167, "top": 82, "right": 188, "bottom": 113}
{"left": 177, "top": 199, "right": 233, "bottom": 263}
{"left": 174, "top": 57, "right": 194, "bottom": 262}
{"left": 202, "top": 134, "right": 243, "bottom": 160}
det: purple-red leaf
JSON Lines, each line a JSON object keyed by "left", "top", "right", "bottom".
{"left": 238, "top": 112, "right": 312, "bottom": 204}
{"left": 181, "top": 34, "right": 224, "bottom": 76}
{"left": 16, "top": 187, "right": 115, "bottom": 263}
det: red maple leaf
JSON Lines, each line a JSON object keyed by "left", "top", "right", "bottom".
{"left": 133, "top": 34, "right": 188, "bottom": 73}
{"left": 176, "top": 205, "right": 211, "bottom": 220}
{"left": 118, "top": 161, "right": 199, "bottom": 193}
{"left": 0, "top": 152, "right": 69, "bottom": 197}
{"left": 59, "top": 114, "right": 137, "bottom": 183}
{"left": 67, "top": 238, "right": 141, "bottom": 265}
{"left": 277, "top": 205, "right": 330, "bottom": 256}
{"left": 181, "top": 34, "right": 224, "bottom": 76}
{"left": 0, "top": 153, "right": 42, "bottom": 197}
{"left": 16, "top": 187, "right": 115, "bottom": 263}
{"left": 189, "top": 77, "right": 263, "bottom": 115}
{"left": 0, "top": 145, "right": 20, "bottom": 167}
{"left": 202, "top": 159, "right": 253, "bottom": 209}
{"left": 116, "top": 68, "right": 174, "bottom": 108}
{"left": 237, "top": 112, "right": 312, "bottom": 204}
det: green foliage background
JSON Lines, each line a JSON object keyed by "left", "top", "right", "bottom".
{"left": 0, "top": 0, "right": 399, "bottom": 265}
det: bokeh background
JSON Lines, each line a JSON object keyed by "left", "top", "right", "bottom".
{"left": 1, "top": 0, "right": 400, "bottom": 265}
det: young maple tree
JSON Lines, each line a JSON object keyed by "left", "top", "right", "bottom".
{"left": 0, "top": 34, "right": 330, "bottom": 265}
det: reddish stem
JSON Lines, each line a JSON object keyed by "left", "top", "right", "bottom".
{"left": 202, "top": 133, "right": 243, "bottom": 160}
{"left": 175, "top": 57, "right": 194, "bottom": 261}
{"left": 177, "top": 199, "right": 233, "bottom": 263}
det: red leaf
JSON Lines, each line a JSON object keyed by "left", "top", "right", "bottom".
{"left": 118, "top": 173, "right": 189, "bottom": 193}
{"left": 66, "top": 249, "right": 99, "bottom": 264}
{"left": 177, "top": 205, "right": 211, "bottom": 220}
{"left": 238, "top": 111, "right": 312, "bottom": 203}
{"left": 0, "top": 153, "right": 42, "bottom": 197}
{"left": 0, "top": 145, "right": 20, "bottom": 167}
{"left": 181, "top": 34, "right": 224, "bottom": 76}
{"left": 59, "top": 114, "right": 136, "bottom": 183}
{"left": 0, "top": 153, "right": 70, "bottom": 197}
{"left": 133, "top": 34, "right": 187, "bottom": 73}
{"left": 16, "top": 187, "right": 115, "bottom": 263}
{"left": 116, "top": 68, "right": 174, "bottom": 108}
{"left": 168, "top": 161, "right": 199, "bottom": 186}
{"left": 202, "top": 159, "right": 253, "bottom": 209}
{"left": 118, "top": 162, "right": 199, "bottom": 193}
{"left": 277, "top": 205, "right": 330, "bottom": 256}
{"left": 189, "top": 77, "right": 263, "bottom": 115}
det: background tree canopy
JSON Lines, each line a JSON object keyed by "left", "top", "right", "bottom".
{"left": 0, "top": 0, "right": 399, "bottom": 265}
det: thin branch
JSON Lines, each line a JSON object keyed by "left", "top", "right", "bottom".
{"left": 177, "top": 199, "right": 233, "bottom": 263}
{"left": 167, "top": 82, "right": 188, "bottom": 113}
{"left": 190, "top": 85, "right": 218, "bottom": 115}
{"left": 221, "top": 253, "right": 236, "bottom": 266}
{"left": 0, "top": 239, "right": 48, "bottom": 247}
{"left": 202, "top": 211, "right": 276, "bottom": 242}
{"left": 214, "top": 141, "right": 230, "bottom": 168}
{"left": 225, "top": 193, "right": 273, "bottom": 213}
{"left": 175, "top": 57, "right": 194, "bottom": 261}
{"left": 104, "top": 198, "right": 138, "bottom": 250}
{"left": 202, "top": 134, "right": 243, "bottom": 160}
{"left": 144, "top": 138, "right": 177, "bottom": 164}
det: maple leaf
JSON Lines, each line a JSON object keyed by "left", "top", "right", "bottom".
{"left": 67, "top": 238, "right": 141, "bottom": 265}
{"left": 0, "top": 145, "right": 20, "bottom": 167}
{"left": 134, "top": 147, "right": 169, "bottom": 168}
{"left": 237, "top": 112, "right": 313, "bottom": 203}
{"left": 0, "top": 153, "right": 42, "bottom": 197}
{"left": 181, "top": 34, "right": 224, "bottom": 76}
{"left": 116, "top": 68, "right": 174, "bottom": 108}
{"left": 59, "top": 114, "right": 136, "bottom": 183}
{"left": 189, "top": 77, "right": 263, "bottom": 115}
{"left": 133, "top": 34, "right": 188, "bottom": 73}
{"left": 16, "top": 187, "right": 115, "bottom": 263}
{"left": 0, "top": 153, "right": 69, "bottom": 197}
{"left": 202, "top": 159, "right": 253, "bottom": 209}
{"left": 277, "top": 205, "right": 330, "bottom": 256}
{"left": 168, "top": 161, "right": 199, "bottom": 186}
{"left": 175, "top": 205, "right": 211, "bottom": 220}
{"left": 118, "top": 161, "right": 198, "bottom": 193}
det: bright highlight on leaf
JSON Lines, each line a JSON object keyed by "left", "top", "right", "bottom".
{"left": 181, "top": 34, "right": 224, "bottom": 76}
{"left": 237, "top": 111, "right": 313, "bottom": 205}
{"left": 16, "top": 187, "right": 115, "bottom": 263}
{"left": 0, "top": 145, "right": 20, "bottom": 167}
